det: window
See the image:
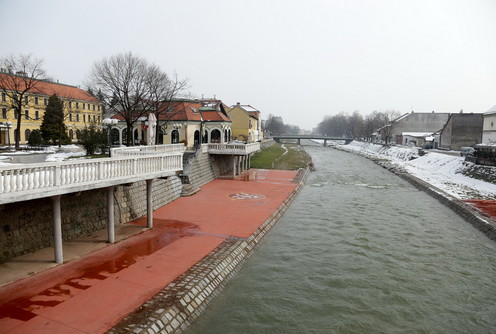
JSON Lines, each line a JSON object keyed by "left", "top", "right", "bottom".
{"left": 93, "top": 115, "right": 96, "bottom": 122}
{"left": 83, "top": 103, "right": 85, "bottom": 110}
{"left": 98, "top": 116, "right": 101, "bottom": 123}
{"left": 98, "top": 105, "right": 101, "bottom": 111}
{"left": 34, "top": 96, "right": 39, "bottom": 105}
{"left": 68, "top": 101, "right": 72, "bottom": 108}
{"left": 14, "top": 110, "right": 19, "bottom": 119}
{"left": 2, "top": 108, "right": 6, "bottom": 118}
{"left": 24, "top": 96, "right": 28, "bottom": 104}
{"left": 69, "top": 129, "right": 74, "bottom": 139}
{"left": 76, "top": 102, "right": 79, "bottom": 109}
{"left": 25, "top": 110, "right": 29, "bottom": 120}
{"left": 92, "top": 104, "right": 95, "bottom": 111}
{"left": 83, "top": 114, "right": 86, "bottom": 123}
{"left": 44, "top": 98, "right": 48, "bottom": 105}
{"left": 35, "top": 110, "right": 39, "bottom": 120}
{"left": 25, "top": 129, "right": 30, "bottom": 141}
{"left": 76, "top": 114, "right": 79, "bottom": 122}
{"left": 69, "top": 113, "right": 72, "bottom": 122}
{"left": 1, "top": 92, "right": 5, "bottom": 102}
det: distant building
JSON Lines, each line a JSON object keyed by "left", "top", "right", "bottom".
{"left": 0, "top": 72, "right": 102, "bottom": 145}
{"left": 226, "top": 103, "right": 262, "bottom": 142}
{"left": 482, "top": 105, "right": 496, "bottom": 144}
{"left": 439, "top": 113, "right": 483, "bottom": 150}
{"left": 391, "top": 112, "right": 450, "bottom": 146}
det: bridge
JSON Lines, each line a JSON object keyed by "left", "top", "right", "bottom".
{"left": 271, "top": 135, "right": 353, "bottom": 146}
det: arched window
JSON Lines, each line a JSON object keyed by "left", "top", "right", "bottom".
{"left": 76, "top": 130, "right": 81, "bottom": 140}
{"left": 211, "top": 129, "right": 221, "bottom": 143}
{"left": 25, "top": 129, "right": 31, "bottom": 141}
{"left": 194, "top": 130, "right": 200, "bottom": 148}
{"left": 111, "top": 128, "right": 120, "bottom": 145}
{"left": 171, "top": 130, "right": 179, "bottom": 144}
{"left": 69, "top": 129, "right": 74, "bottom": 140}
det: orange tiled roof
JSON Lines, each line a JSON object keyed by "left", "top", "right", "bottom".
{"left": 111, "top": 100, "right": 231, "bottom": 123}
{"left": 0, "top": 73, "right": 100, "bottom": 103}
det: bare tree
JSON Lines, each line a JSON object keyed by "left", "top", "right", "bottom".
{"left": 377, "top": 110, "right": 401, "bottom": 144}
{"left": 0, "top": 54, "right": 46, "bottom": 149}
{"left": 87, "top": 52, "right": 176, "bottom": 146}
{"left": 148, "top": 71, "right": 188, "bottom": 144}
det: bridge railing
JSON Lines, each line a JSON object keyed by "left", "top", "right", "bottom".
{"left": 0, "top": 154, "right": 183, "bottom": 203}
{"left": 111, "top": 144, "right": 185, "bottom": 157}
{"left": 207, "top": 142, "right": 260, "bottom": 155}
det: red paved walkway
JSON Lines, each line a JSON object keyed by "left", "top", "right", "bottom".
{"left": 0, "top": 169, "right": 298, "bottom": 334}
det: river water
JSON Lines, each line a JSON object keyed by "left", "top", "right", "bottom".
{"left": 188, "top": 144, "right": 496, "bottom": 334}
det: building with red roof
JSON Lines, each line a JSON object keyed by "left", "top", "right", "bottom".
{"left": 110, "top": 99, "right": 232, "bottom": 147}
{"left": 0, "top": 72, "right": 103, "bottom": 146}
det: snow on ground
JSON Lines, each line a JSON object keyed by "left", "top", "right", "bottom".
{"left": 338, "top": 141, "right": 496, "bottom": 200}
{"left": 45, "top": 151, "right": 86, "bottom": 162}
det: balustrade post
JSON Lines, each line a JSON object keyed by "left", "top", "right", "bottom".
{"left": 54, "top": 165, "right": 60, "bottom": 186}
{"left": 146, "top": 179, "right": 153, "bottom": 228}
{"left": 51, "top": 195, "right": 63, "bottom": 263}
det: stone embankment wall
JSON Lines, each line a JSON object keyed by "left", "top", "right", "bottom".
{"left": 184, "top": 151, "right": 216, "bottom": 189}
{"left": 108, "top": 168, "right": 310, "bottom": 334}
{"left": 0, "top": 177, "right": 182, "bottom": 262}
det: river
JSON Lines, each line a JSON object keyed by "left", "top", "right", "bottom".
{"left": 187, "top": 144, "right": 496, "bottom": 334}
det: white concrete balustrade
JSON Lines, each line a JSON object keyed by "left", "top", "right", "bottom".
{"left": 0, "top": 154, "right": 183, "bottom": 205}
{"left": 207, "top": 142, "right": 260, "bottom": 155}
{"left": 111, "top": 144, "right": 185, "bottom": 157}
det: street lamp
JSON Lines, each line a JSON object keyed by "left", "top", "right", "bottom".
{"left": 103, "top": 118, "right": 118, "bottom": 157}
{"left": 5, "top": 121, "right": 12, "bottom": 149}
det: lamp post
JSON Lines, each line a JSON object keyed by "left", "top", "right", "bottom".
{"left": 5, "top": 121, "right": 12, "bottom": 149}
{"left": 103, "top": 118, "right": 118, "bottom": 157}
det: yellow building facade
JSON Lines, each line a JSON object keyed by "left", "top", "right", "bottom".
{"left": 227, "top": 103, "right": 262, "bottom": 143}
{"left": 0, "top": 75, "right": 102, "bottom": 146}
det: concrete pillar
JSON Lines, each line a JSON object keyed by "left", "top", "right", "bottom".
{"left": 147, "top": 179, "right": 153, "bottom": 228}
{"left": 298, "top": 138, "right": 301, "bottom": 145}
{"left": 51, "top": 195, "right": 63, "bottom": 264}
{"left": 233, "top": 156, "right": 237, "bottom": 178}
{"left": 107, "top": 186, "right": 115, "bottom": 244}
{"left": 248, "top": 154, "right": 251, "bottom": 169}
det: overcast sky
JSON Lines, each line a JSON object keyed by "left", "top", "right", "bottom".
{"left": 1, "top": 0, "right": 495, "bottom": 130}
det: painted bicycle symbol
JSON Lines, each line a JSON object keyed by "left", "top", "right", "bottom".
{"left": 228, "top": 193, "right": 265, "bottom": 200}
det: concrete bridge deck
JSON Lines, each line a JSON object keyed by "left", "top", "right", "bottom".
{"left": 271, "top": 135, "right": 353, "bottom": 145}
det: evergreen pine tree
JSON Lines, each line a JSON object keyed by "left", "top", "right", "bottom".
{"left": 40, "top": 94, "right": 70, "bottom": 146}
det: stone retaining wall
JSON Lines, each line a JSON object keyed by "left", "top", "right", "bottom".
{"left": 108, "top": 168, "right": 310, "bottom": 334}
{"left": 0, "top": 176, "right": 182, "bottom": 262}
{"left": 186, "top": 151, "right": 216, "bottom": 189}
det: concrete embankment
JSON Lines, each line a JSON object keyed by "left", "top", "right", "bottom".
{"left": 336, "top": 146, "right": 496, "bottom": 241}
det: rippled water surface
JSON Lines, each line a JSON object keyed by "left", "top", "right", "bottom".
{"left": 188, "top": 145, "right": 496, "bottom": 334}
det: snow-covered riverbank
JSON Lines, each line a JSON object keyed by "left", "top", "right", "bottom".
{"left": 337, "top": 141, "right": 496, "bottom": 200}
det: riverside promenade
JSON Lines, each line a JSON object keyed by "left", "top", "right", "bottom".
{"left": 0, "top": 169, "right": 304, "bottom": 334}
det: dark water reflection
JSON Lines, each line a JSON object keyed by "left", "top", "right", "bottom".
{"left": 188, "top": 145, "right": 496, "bottom": 334}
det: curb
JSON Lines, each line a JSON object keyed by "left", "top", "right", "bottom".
{"left": 108, "top": 168, "right": 310, "bottom": 334}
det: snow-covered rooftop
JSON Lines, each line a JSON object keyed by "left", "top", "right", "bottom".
{"left": 402, "top": 132, "right": 434, "bottom": 137}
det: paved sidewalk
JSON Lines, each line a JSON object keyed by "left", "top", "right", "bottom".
{"left": 0, "top": 169, "right": 298, "bottom": 334}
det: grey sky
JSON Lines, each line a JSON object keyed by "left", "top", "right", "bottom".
{"left": 1, "top": 0, "right": 495, "bottom": 130}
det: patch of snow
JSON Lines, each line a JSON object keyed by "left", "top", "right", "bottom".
{"left": 339, "top": 141, "right": 496, "bottom": 200}
{"left": 45, "top": 151, "right": 86, "bottom": 162}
